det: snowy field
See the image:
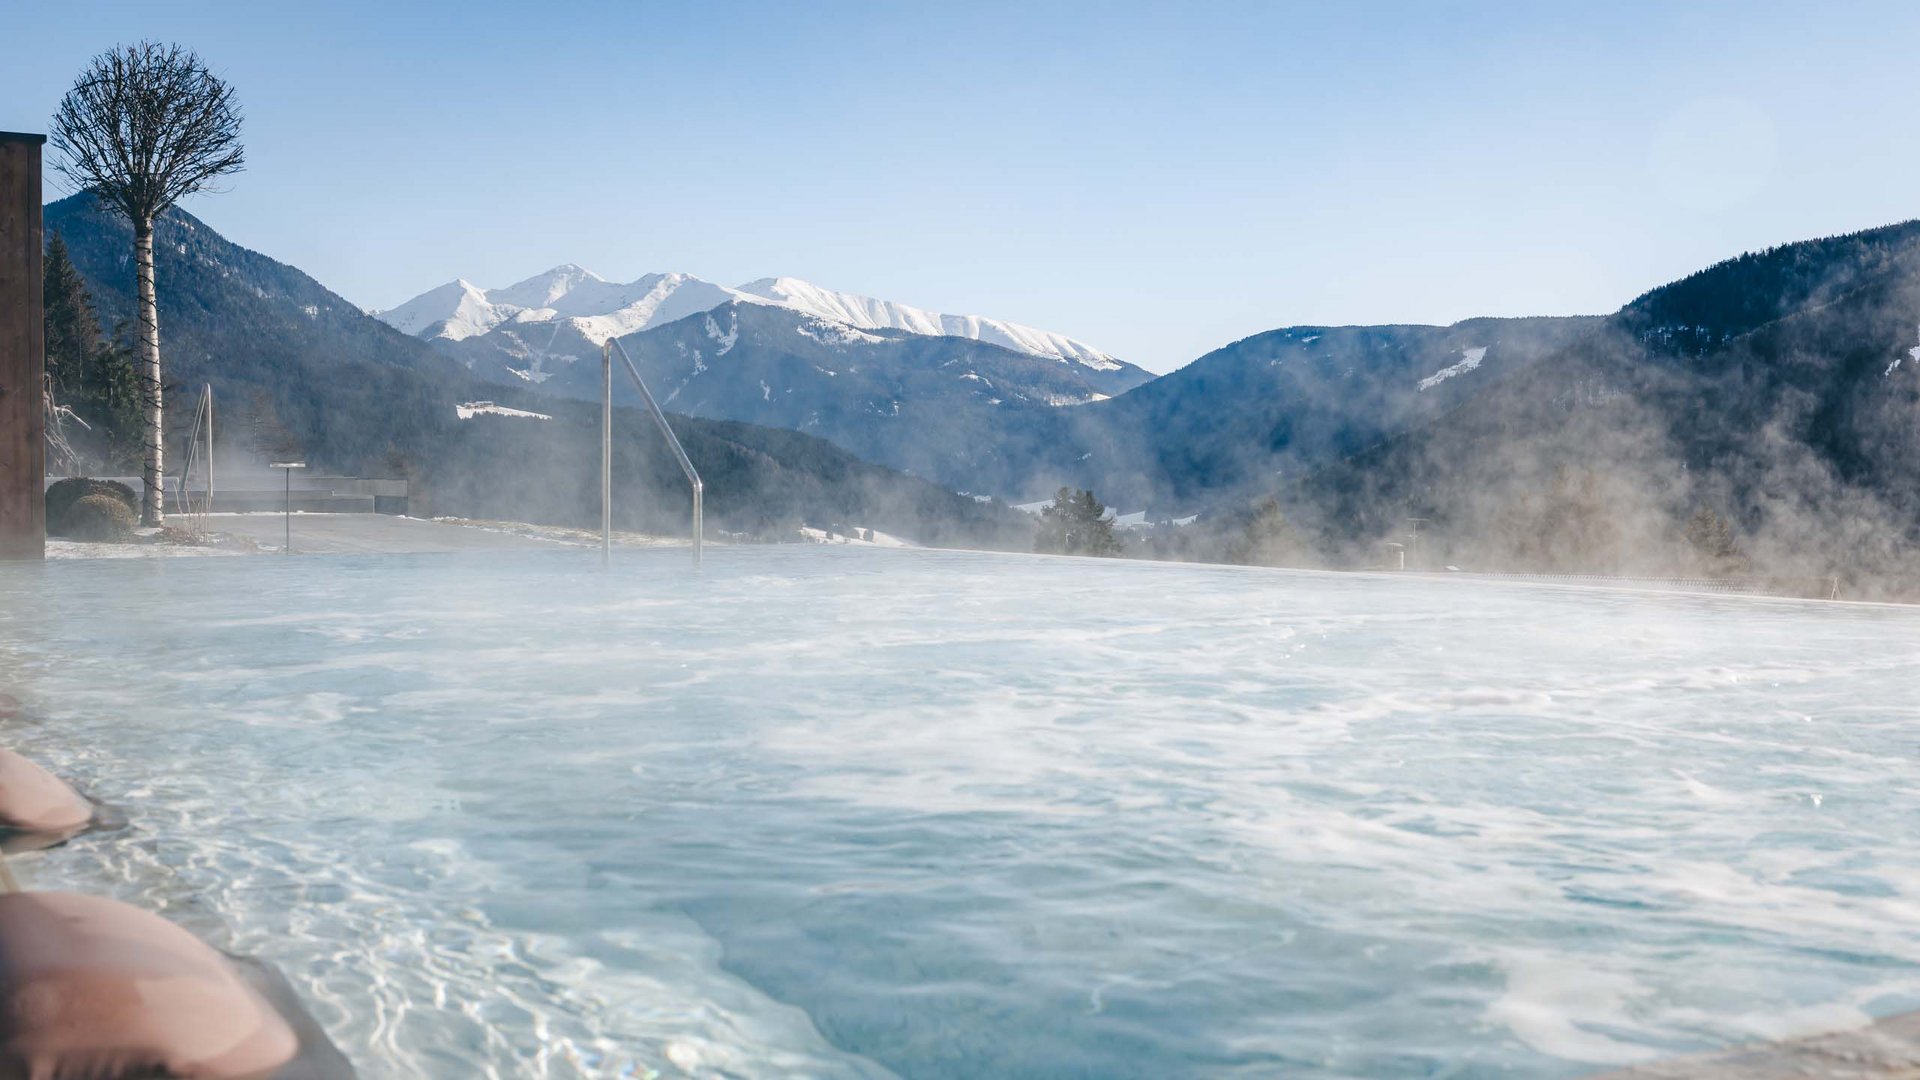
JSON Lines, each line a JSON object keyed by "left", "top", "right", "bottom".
{"left": 0, "top": 547, "right": 1916, "bottom": 1079}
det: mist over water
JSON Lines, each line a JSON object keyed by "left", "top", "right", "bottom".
{"left": 1, "top": 548, "right": 1918, "bottom": 1078}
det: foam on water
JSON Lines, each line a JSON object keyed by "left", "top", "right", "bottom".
{"left": 1, "top": 547, "right": 1918, "bottom": 1078}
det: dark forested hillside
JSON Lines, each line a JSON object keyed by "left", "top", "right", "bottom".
{"left": 45, "top": 193, "right": 1031, "bottom": 547}
{"left": 439, "top": 299, "right": 1133, "bottom": 487}
{"left": 434, "top": 286, "right": 1597, "bottom": 516}
{"left": 1022, "top": 315, "right": 1600, "bottom": 510}
{"left": 1270, "top": 220, "right": 1920, "bottom": 595}
{"left": 408, "top": 280, "right": 1163, "bottom": 517}
{"left": 1619, "top": 221, "right": 1920, "bottom": 357}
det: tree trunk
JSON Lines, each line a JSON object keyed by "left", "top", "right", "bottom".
{"left": 135, "top": 218, "right": 164, "bottom": 526}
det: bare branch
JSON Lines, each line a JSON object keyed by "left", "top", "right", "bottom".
{"left": 48, "top": 41, "right": 245, "bottom": 225}
{"left": 47, "top": 41, "right": 244, "bottom": 526}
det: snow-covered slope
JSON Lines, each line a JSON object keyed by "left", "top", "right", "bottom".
{"left": 733, "top": 277, "right": 1122, "bottom": 370}
{"left": 376, "top": 279, "right": 502, "bottom": 341}
{"left": 375, "top": 266, "right": 751, "bottom": 345}
{"left": 376, "top": 266, "right": 1125, "bottom": 372}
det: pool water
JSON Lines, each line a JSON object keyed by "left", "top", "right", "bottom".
{"left": 1, "top": 547, "right": 1917, "bottom": 1078}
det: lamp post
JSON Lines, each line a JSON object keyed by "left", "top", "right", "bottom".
{"left": 1404, "top": 516, "right": 1429, "bottom": 571}
{"left": 269, "top": 462, "right": 305, "bottom": 554}
{"left": 602, "top": 342, "right": 611, "bottom": 569}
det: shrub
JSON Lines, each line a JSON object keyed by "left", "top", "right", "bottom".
{"left": 64, "top": 494, "right": 136, "bottom": 543}
{"left": 45, "top": 478, "right": 137, "bottom": 536}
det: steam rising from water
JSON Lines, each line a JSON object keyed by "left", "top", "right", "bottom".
{"left": 1, "top": 548, "right": 1918, "bottom": 1077}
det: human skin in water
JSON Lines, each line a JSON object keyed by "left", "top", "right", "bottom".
{"left": 0, "top": 891, "right": 299, "bottom": 1078}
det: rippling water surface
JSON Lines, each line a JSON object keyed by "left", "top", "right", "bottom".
{"left": 1, "top": 546, "right": 1918, "bottom": 1078}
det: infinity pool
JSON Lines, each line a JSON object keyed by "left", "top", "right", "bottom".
{"left": 1, "top": 547, "right": 1917, "bottom": 1078}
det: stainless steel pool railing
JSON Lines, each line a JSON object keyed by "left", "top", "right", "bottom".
{"left": 601, "top": 339, "right": 704, "bottom": 568}
{"left": 169, "top": 383, "right": 214, "bottom": 532}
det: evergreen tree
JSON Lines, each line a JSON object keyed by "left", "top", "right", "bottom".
{"left": 240, "top": 389, "right": 304, "bottom": 463}
{"left": 43, "top": 231, "right": 141, "bottom": 471}
{"left": 1681, "top": 507, "right": 1749, "bottom": 576}
{"left": 1486, "top": 466, "right": 1626, "bottom": 573}
{"left": 1035, "top": 486, "right": 1121, "bottom": 556}
{"left": 1227, "top": 498, "right": 1308, "bottom": 566}
{"left": 89, "top": 323, "right": 144, "bottom": 470}
{"left": 43, "top": 232, "right": 100, "bottom": 397}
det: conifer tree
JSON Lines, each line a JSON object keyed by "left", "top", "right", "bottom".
{"left": 43, "top": 232, "right": 142, "bottom": 470}
{"left": 1681, "top": 507, "right": 1749, "bottom": 576}
{"left": 1036, "top": 486, "right": 1121, "bottom": 556}
{"left": 43, "top": 232, "right": 100, "bottom": 398}
{"left": 1227, "top": 497, "right": 1308, "bottom": 566}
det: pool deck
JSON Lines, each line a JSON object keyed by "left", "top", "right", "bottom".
{"left": 202, "top": 513, "right": 565, "bottom": 554}
{"left": 41, "top": 514, "right": 693, "bottom": 559}
{"left": 1593, "top": 1011, "right": 1920, "bottom": 1078}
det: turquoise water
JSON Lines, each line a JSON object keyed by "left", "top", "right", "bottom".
{"left": 1, "top": 547, "right": 1918, "bottom": 1078}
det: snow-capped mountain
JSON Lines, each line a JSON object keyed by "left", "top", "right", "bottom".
{"left": 731, "top": 277, "right": 1124, "bottom": 371}
{"left": 505, "top": 300, "right": 1149, "bottom": 465}
{"left": 375, "top": 266, "right": 1129, "bottom": 373}
{"left": 374, "top": 266, "right": 745, "bottom": 345}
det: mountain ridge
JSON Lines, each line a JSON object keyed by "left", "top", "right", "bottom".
{"left": 376, "top": 263, "right": 1141, "bottom": 380}
{"left": 1246, "top": 218, "right": 1920, "bottom": 592}
{"left": 48, "top": 189, "right": 1920, "bottom": 588}
{"left": 42, "top": 192, "right": 1032, "bottom": 548}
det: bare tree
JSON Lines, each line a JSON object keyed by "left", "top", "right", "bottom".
{"left": 43, "top": 374, "right": 87, "bottom": 477}
{"left": 49, "top": 42, "right": 243, "bottom": 525}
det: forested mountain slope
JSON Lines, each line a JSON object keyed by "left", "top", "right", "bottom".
{"left": 1275, "top": 220, "right": 1920, "bottom": 592}
{"left": 45, "top": 194, "right": 1030, "bottom": 547}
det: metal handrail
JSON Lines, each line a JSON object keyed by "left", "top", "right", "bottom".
{"left": 170, "top": 383, "right": 214, "bottom": 531}
{"left": 602, "top": 339, "right": 704, "bottom": 566}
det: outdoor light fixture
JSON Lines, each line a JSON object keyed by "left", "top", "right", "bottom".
{"left": 269, "top": 462, "right": 305, "bottom": 554}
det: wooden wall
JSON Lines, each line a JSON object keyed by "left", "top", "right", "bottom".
{"left": 0, "top": 133, "right": 44, "bottom": 560}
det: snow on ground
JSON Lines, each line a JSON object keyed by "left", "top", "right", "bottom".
{"left": 1109, "top": 510, "right": 1199, "bottom": 530}
{"left": 1888, "top": 325, "right": 1920, "bottom": 378}
{"left": 798, "top": 526, "right": 912, "bottom": 548}
{"left": 705, "top": 312, "right": 740, "bottom": 355}
{"left": 46, "top": 539, "right": 247, "bottom": 559}
{"left": 1419, "top": 346, "right": 1488, "bottom": 391}
{"left": 46, "top": 517, "right": 693, "bottom": 558}
{"left": 45, "top": 525, "right": 258, "bottom": 559}
{"left": 456, "top": 401, "right": 553, "bottom": 421}
{"left": 1011, "top": 501, "right": 1197, "bottom": 528}
{"left": 796, "top": 318, "right": 886, "bottom": 347}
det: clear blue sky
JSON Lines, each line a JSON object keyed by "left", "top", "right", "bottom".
{"left": 9, "top": 1, "right": 1920, "bottom": 372}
